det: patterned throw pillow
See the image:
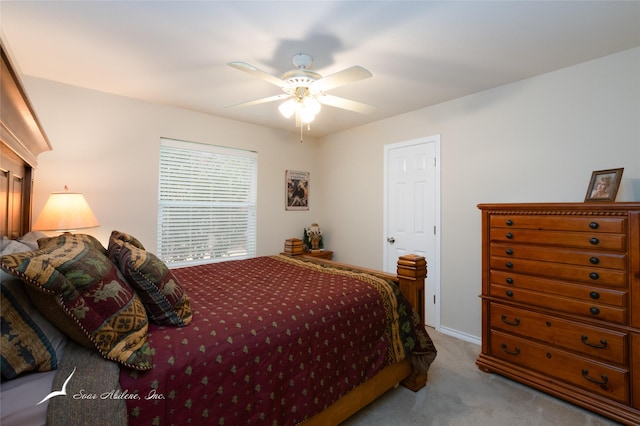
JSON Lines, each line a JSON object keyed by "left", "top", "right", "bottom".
{"left": 108, "top": 230, "right": 192, "bottom": 327}
{"left": 37, "top": 232, "right": 108, "bottom": 255}
{"left": 0, "top": 274, "right": 67, "bottom": 379}
{"left": 0, "top": 233, "right": 153, "bottom": 370}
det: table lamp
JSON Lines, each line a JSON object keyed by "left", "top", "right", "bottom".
{"left": 32, "top": 185, "right": 99, "bottom": 232}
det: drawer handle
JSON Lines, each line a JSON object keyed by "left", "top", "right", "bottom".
{"left": 589, "top": 222, "right": 599, "bottom": 230}
{"left": 589, "top": 257, "right": 599, "bottom": 265}
{"left": 506, "top": 290, "right": 514, "bottom": 297}
{"left": 501, "top": 314, "right": 520, "bottom": 326}
{"left": 589, "top": 272, "right": 599, "bottom": 280}
{"left": 505, "top": 248, "right": 513, "bottom": 255}
{"left": 501, "top": 343, "right": 520, "bottom": 355}
{"left": 505, "top": 261, "right": 513, "bottom": 268}
{"left": 506, "top": 219, "right": 513, "bottom": 226}
{"left": 506, "top": 277, "right": 514, "bottom": 284}
{"left": 589, "top": 291, "right": 600, "bottom": 300}
{"left": 589, "top": 307, "right": 600, "bottom": 315}
{"left": 581, "top": 369, "right": 608, "bottom": 385}
{"left": 581, "top": 335, "right": 608, "bottom": 349}
{"left": 506, "top": 232, "right": 513, "bottom": 239}
{"left": 589, "top": 237, "right": 599, "bottom": 245}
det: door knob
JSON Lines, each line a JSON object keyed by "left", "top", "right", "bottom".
{"left": 387, "top": 237, "right": 395, "bottom": 244}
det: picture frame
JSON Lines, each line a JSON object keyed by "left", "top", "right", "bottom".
{"left": 584, "top": 168, "right": 623, "bottom": 202}
{"left": 285, "top": 170, "right": 309, "bottom": 210}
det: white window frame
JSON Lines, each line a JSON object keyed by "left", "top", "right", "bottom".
{"left": 158, "top": 138, "right": 257, "bottom": 267}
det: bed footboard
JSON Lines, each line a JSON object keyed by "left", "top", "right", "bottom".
{"left": 300, "top": 253, "right": 429, "bottom": 424}
{"left": 396, "top": 254, "right": 426, "bottom": 328}
{"left": 396, "top": 254, "right": 429, "bottom": 391}
{"left": 298, "top": 251, "right": 429, "bottom": 392}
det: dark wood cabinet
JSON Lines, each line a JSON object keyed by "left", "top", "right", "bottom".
{"left": 477, "top": 203, "right": 640, "bottom": 425}
{"left": 1, "top": 41, "right": 51, "bottom": 238}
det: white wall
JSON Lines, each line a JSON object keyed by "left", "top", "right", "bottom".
{"left": 23, "top": 47, "right": 639, "bottom": 341}
{"left": 318, "top": 47, "right": 640, "bottom": 339}
{"left": 24, "top": 78, "right": 322, "bottom": 255}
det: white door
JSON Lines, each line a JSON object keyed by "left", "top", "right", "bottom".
{"left": 384, "top": 136, "right": 440, "bottom": 328}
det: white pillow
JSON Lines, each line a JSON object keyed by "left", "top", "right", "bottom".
{"left": 0, "top": 237, "right": 32, "bottom": 255}
{"left": 17, "top": 231, "right": 49, "bottom": 250}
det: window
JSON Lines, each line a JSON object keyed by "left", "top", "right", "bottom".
{"left": 158, "top": 138, "right": 257, "bottom": 267}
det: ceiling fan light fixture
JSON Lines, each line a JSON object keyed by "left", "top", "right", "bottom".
{"left": 278, "top": 99, "right": 297, "bottom": 118}
{"left": 279, "top": 96, "right": 321, "bottom": 123}
{"left": 303, "top": 97, "right": 321, "bottom": 115}
{"left": 300, "top": 108, "right": 316, "bottom": 124}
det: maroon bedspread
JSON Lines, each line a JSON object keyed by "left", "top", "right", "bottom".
{"left": 120, "top": 255, "right": 431, "bottom": 425}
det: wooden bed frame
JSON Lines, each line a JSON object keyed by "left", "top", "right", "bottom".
{"left": 301, "top": 254, "right": 428, "bottom": 424}
{"left": 1, "top": 39, "right": 51, "bottom": 239}
{"left": 1, "top": 37, "right": 429, "bottom": 425}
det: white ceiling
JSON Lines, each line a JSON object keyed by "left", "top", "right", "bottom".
{"left": 2, "top": 1, "right": 639, "bottom": 138}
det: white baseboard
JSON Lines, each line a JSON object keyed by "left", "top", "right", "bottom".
{"left": 437, "top": 326, "right": 481, "bottom": 346}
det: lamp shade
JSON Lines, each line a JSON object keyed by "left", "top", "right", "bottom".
{"left": 278, "top": 99, "right": 297, "bottom": 119}
{"left": 32, "top": 186, "right": 99, "bottom": 232}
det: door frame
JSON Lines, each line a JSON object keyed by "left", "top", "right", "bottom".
{"left": 383, "top": 135, "right": 441, "bottom": 330}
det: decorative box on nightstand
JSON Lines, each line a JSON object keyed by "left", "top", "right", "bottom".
{"left": 281, "top": 238, "right": 333, "bottom": 260}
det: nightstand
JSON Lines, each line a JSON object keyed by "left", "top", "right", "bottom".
{"left": 304, "top": 250, "right": 333, "bottom": 260}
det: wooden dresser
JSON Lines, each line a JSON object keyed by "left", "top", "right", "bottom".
{"left": 477, "top": 203, "right": 640, "bottom": 425}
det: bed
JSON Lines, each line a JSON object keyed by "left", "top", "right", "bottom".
{"left": 1, "top": 232, "right": 436, "bottom": 425}
{"left": 0, "top": 40, "right": 436, "bottom": 425}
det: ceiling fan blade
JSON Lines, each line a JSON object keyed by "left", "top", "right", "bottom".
{"left": 228, "top": 62, "right": 287, "bottom": 88}
{"left": 310, "top": 66, "right": 372, "bottom": 92}
{"left": 225, "top": 94, "right": 289, "bottom": 109}
{"left": 317, "top": 94, "right": 375, "bottom": 114}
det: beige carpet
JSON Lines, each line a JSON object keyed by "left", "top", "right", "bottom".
{"left": 343, "top": 328, "right": 621, "bottom": 425}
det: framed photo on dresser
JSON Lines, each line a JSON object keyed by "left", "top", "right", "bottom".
{"left": 584, "top": 168, "right": 623, "bottom": 202}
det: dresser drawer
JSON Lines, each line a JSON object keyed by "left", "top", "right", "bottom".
{"left": 490, "top": 215, "right": 626, "bottom": 233}
{"left": 489, "top": 330, "right": 629, "bottom": 404}
{"left": 490, "top": 256, "right": 626, "bottom": 287}
{"left": 490, "top": 242, "right": 626, "bottom": 269}
{"left": 490, "top": 283, "right": 626, "bottom": 324}
{"left": 490, "top": 228, "right": 626, "bottom": 251}
{"left": 490, "top": 271, "right": 627, "bottom": 307}
{"left": 490, "top": 303, "right": 628, "bottom": 365}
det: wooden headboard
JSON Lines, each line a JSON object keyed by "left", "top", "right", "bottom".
{"left": 0, "top": 142, "right": 32, "bottom": 238}
{"left": 0, "top": 39, "right": 52, "bottom": 238}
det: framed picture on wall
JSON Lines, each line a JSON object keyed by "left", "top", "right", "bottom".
{"left": 286, "top": 170, "right": 309, "bottom": 210}
{"left": 584, "top": 168, "right": 623, "bottom": 202}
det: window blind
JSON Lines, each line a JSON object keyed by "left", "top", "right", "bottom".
{"left": 158, "top": 138, "right": 257, "bottom": 267}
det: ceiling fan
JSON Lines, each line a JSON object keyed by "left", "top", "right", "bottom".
{"left": 227, "top": 53, "right": 374, "bottom": 128}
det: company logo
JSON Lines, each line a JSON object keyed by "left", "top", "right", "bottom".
{"left": 37, "top": 367, "right": 76, "bottom": 405}
{"left": 35, "top": 366, "right": 165, "bottom": 405}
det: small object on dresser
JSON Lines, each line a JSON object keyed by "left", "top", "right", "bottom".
{"left": 584, "top": 168, "right": 623, "bottom": 202}
{"left": 284, "top": 238, "right": 304, "bottom": 255}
